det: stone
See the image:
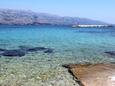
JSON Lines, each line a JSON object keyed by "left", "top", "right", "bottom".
{"left": 44, "top": 49, "right": 53, "bottom": 53}
{"left": 19, "top": 46, "right": 47, "bottom": 52}
{"left": 0, "top": 46, "right": 54, "bottom": 57}
{"left": 18, "top": 45, "right": 33, "bottom": 50}
{"left": 0, "top": 48, "right": 7, "bottom": 51}
{"left": 63, "top": 63, "right": 115, "bottom": 86}
{"left": 2, "top": 50, "right": 25, "bottom": 57}
{"left": 27, "top": 47, "right": 47, "bottom": 52}
{"left": 0, "top": 48, "right": 8, "bottom": 55}
{"left": 19, "top": 45, "right": 54, "bottom": 53}
{"left": 105, "top": 51, "right": 115, "bottom": 56}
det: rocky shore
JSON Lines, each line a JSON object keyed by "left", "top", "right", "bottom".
{"left": 63, "top": 63, "right": 115, "bottom": 86}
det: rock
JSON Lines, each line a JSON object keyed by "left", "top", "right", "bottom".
{"left": 19, "top": 46, "right": 47, "bottom": 52}
{"left": 18, "top": 45, "right": 33, "bottom": 51}
{"left": 63, "top": 63, "right": 115, "bottom": 86}
{"left": 0, "top": 46, "right": 54, "bottom": 57}
{"left": 27, "top": 47, "right": 47, "bottom": 52}
{"left": 105, "top": 51, "right": 115, "bottom": 56}
{"left": 44, "top": 49, "right": 53, "bottom": 53}
{"left": 0, "top": 48, "right": 8, "bottom": 55}
{"left": 0, "top": 48, "right": 7, "bottom": 51}
{"left": 19, "top": 45, "right": 54, "bottom": 53}
{"left": 2, "top": 50, "right": 25, "bottom": 57}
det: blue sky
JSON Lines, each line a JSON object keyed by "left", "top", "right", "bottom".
{"left": 0, "top": 0, "right": 115, "bottom": 24}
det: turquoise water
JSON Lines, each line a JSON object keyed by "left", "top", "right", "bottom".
{"left": 0, "top": 25, "right": 115, "bottom": 86}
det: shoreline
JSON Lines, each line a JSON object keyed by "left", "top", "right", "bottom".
{"left": 72, "top": 24, "right": 114, "bottom": 28}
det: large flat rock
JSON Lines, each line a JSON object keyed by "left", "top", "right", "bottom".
{"left": 63, "top": 63, "right": 115, "bottom": 86}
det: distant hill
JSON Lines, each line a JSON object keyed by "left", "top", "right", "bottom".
{"left": 0, "top": 9, "right": 108, "bottom": 26}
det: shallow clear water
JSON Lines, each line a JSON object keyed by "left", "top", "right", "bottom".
{"left": 0, "top": 25, "right": 115, "bottom": 86}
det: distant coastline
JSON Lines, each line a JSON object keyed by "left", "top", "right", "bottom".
{"left": 0, "top": 9, "right": 110, "bottom": 27}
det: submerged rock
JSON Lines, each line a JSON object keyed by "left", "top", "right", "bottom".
{"left": 19, "top": 45, "right": 54, "bottom": 53}
{"left": 0, "top": 48, "right": 8, "bottom": 55}
{"left": 63, "top": 63, "right": 115, "bottom": 86}
{"left": 0, "top": 46, "right": 54, "bottom": 57}
{"left": 44, "top": 49, "right": 53, "bottom": 53}
{"left": 105, "top": 51, "right": 115, "bottom": 56}
{"left": 18, "top": 45, "right": 33, "bottom": 51}
{"left": 1, "top": 50, "right": 25, "bottom": 57}
{"left": 19, "top": 46, "right": 49, "bottom": 52}
{"left": 27, "top": 47, "right": 47, "bottom": 52}
{"left": 0, "top": 48, "right": 7, "bottom": 51}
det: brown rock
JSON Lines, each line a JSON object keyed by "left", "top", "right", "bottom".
{"left": 63, "top": 63, "right": 115, "bottom": 86}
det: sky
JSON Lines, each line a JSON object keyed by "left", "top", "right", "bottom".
{"left": 0, "top": 0, "right": 115, "bottom": 24}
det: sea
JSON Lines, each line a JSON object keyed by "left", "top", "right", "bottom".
{"left": 0, "top": 25, "right": 115, "bottom": 86}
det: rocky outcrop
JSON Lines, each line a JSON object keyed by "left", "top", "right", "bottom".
{"left": 63, "top": 63, "right": 115, "bottom": 86}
